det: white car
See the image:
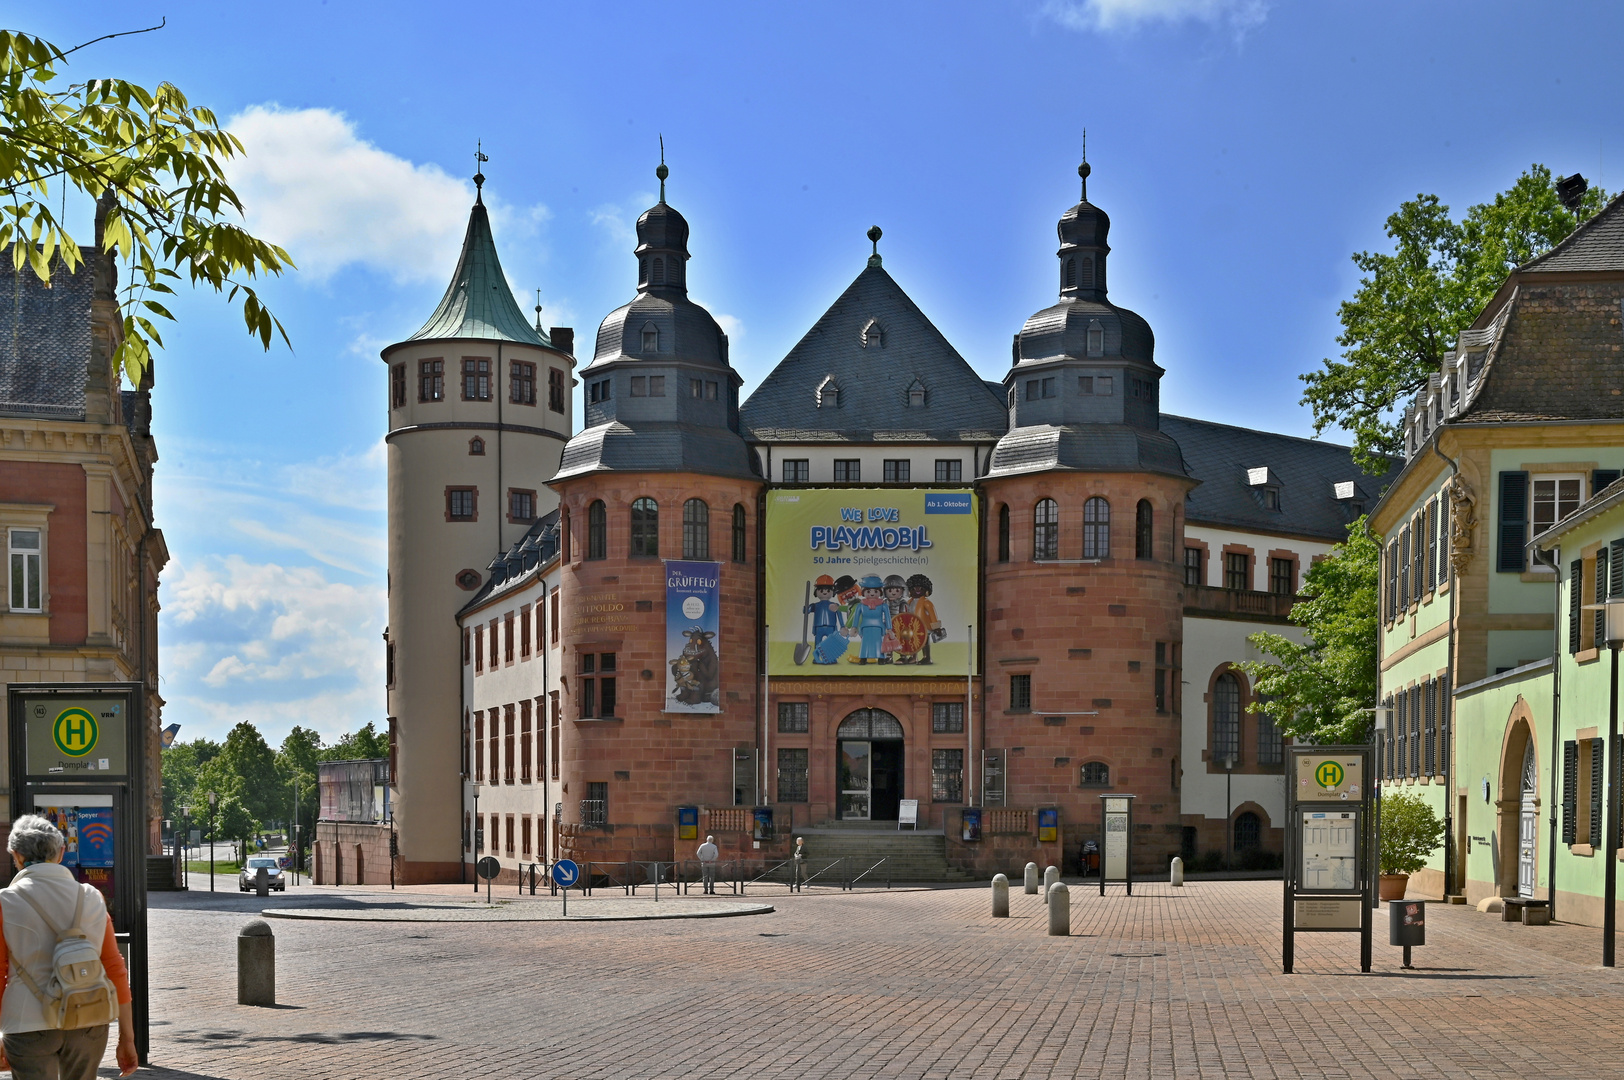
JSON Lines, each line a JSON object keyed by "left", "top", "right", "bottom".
{"left": 239, "top": 856, "right": 287, "bottom": 892}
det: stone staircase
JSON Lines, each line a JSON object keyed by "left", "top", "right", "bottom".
{"left": 796, "top": 825, "right": 975, "bottom": 884}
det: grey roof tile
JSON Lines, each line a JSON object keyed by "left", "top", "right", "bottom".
{"left": 1519, "top": 191, "right": 1624, "bottom": 274}
{"left": 0, "top": 253, "right": 90, "bottom": 419}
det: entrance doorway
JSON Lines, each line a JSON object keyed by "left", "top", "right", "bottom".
{"left": 837, "top": 709, "right": 904, "bottom": 821}
{"left": 1518, "top": 741, "right": 1537, "bottom": 898}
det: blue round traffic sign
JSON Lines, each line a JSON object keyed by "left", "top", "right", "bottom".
{"left": 551, "top": 858, "right": 580, "bottom": 889}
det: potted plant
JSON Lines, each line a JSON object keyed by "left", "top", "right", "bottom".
{"left": 1379, "top": 789, "right": 1445, "bottom": 901}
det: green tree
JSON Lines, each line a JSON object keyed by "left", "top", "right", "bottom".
{"left": 1379, "top": 789, "right": 1445, "bottom": 876}
{"left": 218, "top": 722, "right": 284, "bottom": 825}
{"left": 324, "top": 722, "right": 388, "bottom": 762}
{"left": 0, "top": 25, "right": 292, "bottom": 387}
{"left": 214, "top": 794, "right": 257, "bottom": 860}
{"left": 160, "top": 736, "right": 219, "bottom": 822}
{"left": 278, "top": 726, "right": 323, "bottom": 827}
{"left": 1237, "top": 518, "right": 1380, "bottom": 745}
{"left": 1301, "top": 165, "right": 1609, "bottom": 472}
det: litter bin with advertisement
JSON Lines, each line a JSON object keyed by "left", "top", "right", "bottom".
{"left": 1389, "top": 899, "right": 1425, "bottom": 968}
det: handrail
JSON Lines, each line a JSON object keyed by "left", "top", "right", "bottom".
{"left": 846, "top": 857, "right": 889, "bottom": 890}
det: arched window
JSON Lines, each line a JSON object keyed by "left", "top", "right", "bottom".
{"left": 630, "top": 498, "right": 659, "bottom": 558}
{"left": 836, "top": 709, "right": 903, "bottom": 739}
{"left": 652, "top": 257, "right": 666, "bottom": 286}
{"left": 1083, "top": 496, "right": 1110, "bottom": 559}
{"left": 1213, "top": 672, "right": 1241, "bottom": 765}
{"left": 586, "top": 500, "right": 607, "bottom": 561}
{"left": 1064, "top": 258, "right": 1076, "bottom": 289}
{"left": 1135, "top": 499, "right": 1153, "bottom": 560}
{"left": 1033, "top": 499, "right": 1059, "bottom": 561}
{"left": 683, "top": 499, "right": 710, "bottom": 560}
{"left": 732, "top": 504, "right": 747, "bottom": 563}
{"left": 639, "top": 258, "right": 648, "bottom": 284}
{"left": 1087, "top": 319, "right": 1104, "bottom": 357}
{"left": 997, "top": 504, "right": 1011, "bottom": 563}
{"left": 641, "top": 322, "right": 659, "bottom": 353}
{"left": 468, "top": 436, "right": 485, "bottom": 456}
{"left": 1080, "top": 761, "right": 1110, "bottom": 787}
{"left": 1233, "top": 811, "right": 1261, "bottom": 851}
{"left": 1080, "top": 256, "right": 1095, "bottom": 289}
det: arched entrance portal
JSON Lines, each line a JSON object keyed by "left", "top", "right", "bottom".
{"left": 1496, "top": 706, "right": 1538, "bottom": 898}
{"left": 837, "top": 709, "right": 904, "bottom": 821}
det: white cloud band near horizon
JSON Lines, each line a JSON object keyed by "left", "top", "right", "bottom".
{"left": 1042, "top": 0, "right": 1269, "bottom": 33}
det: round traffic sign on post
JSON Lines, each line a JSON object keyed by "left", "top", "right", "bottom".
{"left": 476, "top": 856, "right": 500, "bottom": 880}
{"left": 551, "top": 858, "right": 579, "bottom": 889}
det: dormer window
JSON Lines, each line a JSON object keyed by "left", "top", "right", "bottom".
{"left": 817, "top": 375, "right": 842, "bottom": 409}
{"left": 1086, "top": 320, "right": 1104, "bottom": 357}
{"left": 907, "top": 378, "right": 927, "bottom": 408}
{"left": 1247, "top": 467, "right": 1282, "bottom": 511}
{"left": 641, "top": 323, "right": 659, "bottom": 353}
{"left": 861, "top": 319, "right": 885, "bottom": 349}
{"left": 469, "top": 437, "right": 485, "bottom": 456}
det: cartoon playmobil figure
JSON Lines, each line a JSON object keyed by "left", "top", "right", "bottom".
{"left": 905, "top": 573, "right": 941, "bottom": 665}
{"left": 846, "top": 574, "right": 890, "bottom": 664}
{"left": 803, "top": 574, "right": 845, "bottom": 664}
{"left": 833, "top": 574, "right": 860, "bottom": 626}
{"left": 879, "top": 574, "right": 908, "bottom": 663}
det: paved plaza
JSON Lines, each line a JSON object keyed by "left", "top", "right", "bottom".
{"left": 111, "top": 878, "right": 1624, "bottom": 1079}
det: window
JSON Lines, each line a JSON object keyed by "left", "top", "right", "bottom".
{"left": 474, "top": 627, "right": 484, "bottom": 674}
{"left": 509, "top": 489, "right": 536, "bottom": 524}
{"left": 549, "top": 692, "right": 560, "bottom": 779}
{"left": 1064, "top": 257, "right": 1076, "bottom": 289}
{"left": 683, "top": 499, "right": 710, "bottom": 559}
{"left": 473, "top": 712, "right": 485, "bottom": 781}
{"left": 521, "top": 701, "right": 533, "bottom": 783}
{"left": 1400, "top": 523, "right": 1412, "bottom": 605}
{"left": 579, "top": 653, "right": 617, "bottom": 718}
{"left": 510, "top": 360, "right": 536, "bottom": 405}
{"left": 548, "top": 368, "right": 566, "bottom": 413}
{"left": 1424, "top": 499, "right": 1438, "bottom": 592}
{"left": 783, "top": 459, "right": 809, "bottom": 483}
{"left": 1596, "top": 548, "right": 1610, "bottom": 648}
{"left": 469, "top": 436, "right": 485, "bottom": 456}
{"left": 631, "top": 376, "right": 646, "bottom": 396}
{"left": 1563, "top": 740, "right": 1578, "bottom": 845}
{"left": 550, "top": 588, "right": 559, "bottom": 644}
{"left": 586, "top": 501, "right": 607, "bottom": 560}
{"left": 520, "top": 604, "right": 532, "bottom": 659}
{"left": 417, "top": 359, "right": 444, "bottom": 402}
{"left": 688, "top": 378, "right": 718, "bottom": 400}
{"left": 1408, "top": 684, "right": 1421, "bottom": 777}
{"left": 834, "top": 460, "right": 860, "bottom": 482}
{"left": 862, "top": 319, "right": 885, "bottom": 348}
{"left": 391, "top": 364, "right": 405, "bottom": 408}
{"left": 908, "top": 382, "right": 926, "bottom": 407}
{"left": 1570, "top": 558, "right": 1585, "bottom": 654}
{"left": 932, "top": 702, "right": 964, "bottom": 733}
{"left": 932, "top": 749, "right": 964, "bottom": 803}
{"left": 732, "top": 504, "right": 747, "bottom": 563}
{"left": 1025, "top": 377, "right": 1057, "bottom": 400}
{"left": 522, "top": 815, "right": 532, "bottom": 857}
{"left": 817, "top": 376, "right": 842, "bottom": 408}
{"left": 1256, "top": 702, "right": 1283, "bottom": 766}
{"left": 649, "top": 375, "right": 666, "bottom": 396}
{"left": 447, "top": 488, "right": 477, "bottom": 522}
{"left": 475, "top": 814, "right": 485, "bottom": 852}
{"left": 1079, "top": 376, "right": 1094, "bottom": 395}
{"left": 503, "top": 613, "right": 515, "bottom": 664}
{"left": 1497, "top": 471, "right": 1529, "bottom": 573}
{"left": 1411, "top": 512, "right": 1425, "bottom": 599}
{"left": 1095, "top": 376, "right": 1113, "bottom": 395}
{"left": 1233, "top": 812, "right": 1261, "bottom": 851}
{"left": 883, "top": 459, "right": 910, "bottom": 483}
{"left": 503, "top": 706, "right": 516, "bottom": 783}
{"left": 1080, "top": 257, "right": 1094, "bottom": 288}
{"left": 997, "top": 504, "right": 1010, "bottom": 562}
{"left": 1213, "top": 672, "right": 1241, "bottom": 765}
{"left": 582, "top": 782, "right": 608, "bottom": 826}
{"left": 1009, "top": 674, "right": 1032, "bottom": 712}
{"left": 1385, "top": 539, "right": 1399, "bottom": 623}
{"left": 1269, "top": 557, "right": 1294, "bottom": 596}
{"left": 1083, "top": 497, "right": 1110, "bottom": 559}
{"left": 1423, "top": 678, "right": 1437, "bottom": 777}
{"left": 1080, "top": 761, "right": 1110, "bottom": 787}
{"left": 588, "top": 378, "right": 612, "bottom": 404}
{"left": 8, "top": 529, "right": 42, "bottom": 612}
{"left": 642, "top": 325, "right": 659, "bottom": 352}
{"left": 777, "top": 749, "right": 809, "bottom": 803}
{"left": 1184, "top": 546, "right": 1203, "bottom": 587}
{"left": 630, "top": 498, "right": 658, "bottom": 558}
{"left": 489, "top": 618, "right": 498, "bottom": 669}
{"left": 1135, "top": 500, "right": 1153, "bottom": 560}
{"left": 1087, "top": 321, "right": 1104, "bottom": 356}
{"left": 777, "top": 702, "right": 809, "bottom": 733}
{"left": 1224, "top": 551, "right": 1249, "bottom": 591}
{"left": 1033, "top": 499, "right": 1059, "bottom": 560}
{"left": 462, "top": 357, "right": 492, "bottom": 401}
{"left": 1438, "top": 493, "right": 1451, "bottom": 587}
{"left": 653, "top": 257, "right": 666, "bottom": 285}
{"left": 464, "top": 629, "right": 472, "bottom": 667}
{"left": 1394, "top": 691, "right": 1407, "bottom": 778}
{"left": 1260, "top": 487, "right": 1281, "bottom": 511}
{"left": 935, "top": 459, "right": 962, "bottom": 482}
{"left": 1532, "top": 475, "right": 1584, "bottom": 540}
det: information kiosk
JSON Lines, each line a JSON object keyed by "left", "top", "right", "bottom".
{"left": 7, "top": 683, "right": 149, "bottom": 1059}
{"left": 1099, "top": 795, "right": 1134, "bottom": 895}
{"left": 1282, "top": 745, "right": 1372, "bottom": 973}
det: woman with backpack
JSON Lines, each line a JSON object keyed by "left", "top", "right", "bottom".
{"left": 0, "top": 815, "right": 135, "bottom": 1078}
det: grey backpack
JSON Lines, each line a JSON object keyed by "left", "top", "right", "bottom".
{"left": 11, "top": 885, "right": 117, "bottom": 1029}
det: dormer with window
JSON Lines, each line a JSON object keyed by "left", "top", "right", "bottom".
{"left": 861, "top": 319, "right": 885, "bottom": 349}
{"left": 641, "top": 322, "right": 660, "bottom": 353}
{"left": 1086, "top": 319, "right": 1104, "bottom": 357}
{"left": 1247, "top": 467, "right": 1282, "bottom": 511}
{"left": 906, "top": 378, "right": 927, "bottom": 408}
{"left": 817, "top": 375, "right": 842, "bottom": 409}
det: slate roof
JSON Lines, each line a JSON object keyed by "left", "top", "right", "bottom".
{"left": 553, "top": 421, "right": 759, "bottom": 482}
{"left": 986, "top": 424, "right": 1187, "bottom": 479}
{"left": 0, "top": 253, "right": 91, "bottom": 420}
{"left": 740, "top": 262, "right": 1008, "bottom": 443}
{"left": 1162, "top": 415, "right": 1398, "bottom": 540}
{"left": 1518, "top": 191, "right": 1624, "bottom": 274}
{"left": 395, "top": 197, "right": 550, "bottom": 350}
{"left": 458, "top": 509, "right": 561, "bottom": 617}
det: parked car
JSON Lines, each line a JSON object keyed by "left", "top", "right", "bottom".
{"left": 240, "top": 856, "right": 287, "bottom": 892}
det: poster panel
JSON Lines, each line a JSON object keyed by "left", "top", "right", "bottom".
{"left": 765, "top": 489, "right": 978, "bottom": 677}
{"left": 665, "top": 560, "right": 722, "bottom": 713}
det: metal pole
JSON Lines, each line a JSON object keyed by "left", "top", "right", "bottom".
{"left": 1606, "top": 642, "right": 1619, "bottom": 967}
{"left": 473, "top": 787, "right": 480, "bottom": 894}
{"left": 967, "top": 625, "right": 974, "bottom": 807}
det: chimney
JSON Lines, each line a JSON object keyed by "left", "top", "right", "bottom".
{"left": 550, "top": 327, "right": 574, "bottom": 356}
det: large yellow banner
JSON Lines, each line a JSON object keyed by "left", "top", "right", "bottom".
{"left": 765, "top": 489, "right": 979, "bottom": 677}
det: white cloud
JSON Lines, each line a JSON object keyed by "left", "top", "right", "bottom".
{"left": 224, "top": 105, "right": 548, "bottom": 283}
{"left": 1041, "top": 0, "right": 1268, "bottom": 34}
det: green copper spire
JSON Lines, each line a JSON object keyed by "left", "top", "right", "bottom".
{"left": 406, "top": 188, "right": 549, "bottom": 348}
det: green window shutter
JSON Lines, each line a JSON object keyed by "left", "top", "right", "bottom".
{"left": 1611, "top": 539, "right": 1624, "bottom": 597}
{"left": 1409, "top": 685, "right": 1422, "bottom": 777}
{"left": 1425, "top": 500, "right": 1438, "bottom": 593}
{"left": 1593, "top": 469, "right": 1621, "bottom": 493}
{"left": 1383, "top": 696, "right": 1395, "bottom": 781}
{"left": 1591, "top": 738, "right": 1606, "bottom": 848}
{"left": 1598, "top": 550, "right": 1610, "bottom": 648}
{"left": 1497, "top": 471, "right": 1529, "bottom": 573}
{"left": 1562, "top": 741, "right": 1578, "bottom": 845}
{"left": 1571, "top": 559, "right": 1585, "bottom": 654}
{"left": 1400, "top": 526, "right": 1412, "bottom": 607}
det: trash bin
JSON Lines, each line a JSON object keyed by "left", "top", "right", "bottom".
{"left": 1389, "top": 899, "right": 1425, "bottom": 947}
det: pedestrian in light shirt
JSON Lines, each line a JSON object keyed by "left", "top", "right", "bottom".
{"left": 697, "top": 835, "right": 719, "bottom": 894}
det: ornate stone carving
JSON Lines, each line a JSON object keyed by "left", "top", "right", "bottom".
{"left": 1448, "top": 475, "right": 1476, "bottom": 577}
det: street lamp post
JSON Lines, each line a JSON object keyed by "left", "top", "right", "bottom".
{"left": 1223, "top": 756, "right": 1236, "bottom": 873}
{"left": 206, "top": 790, "right": 219, "bottom": 893}
{"left": 1604, "top": 602, "right": 1623, "bottom": 966}
{"left": 471, "top": 783, "right": 482, "bottom": 894}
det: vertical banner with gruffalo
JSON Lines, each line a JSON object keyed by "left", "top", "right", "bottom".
{"left": 665, "top": 560, "right": 722, "bottom": 713}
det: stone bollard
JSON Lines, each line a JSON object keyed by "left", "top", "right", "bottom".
{"left": 1024, "top": 863, "right": 1039, "bottom": 895}
{"left": 1170, "top": 856, "right": 1184, "bottom": 887}
{"left": 992, "top": 874, "right": 1009, "bottom": 917}
{"left": 1047, "top": 882, "right": 1070, "bottom": 936}
{"left": 256, "top": 866, "right": 269, "bottom": 898}
{"left": 1042, "top": 865, "right": 1059, "bottom": 904}
{"left": 238, "top": 919, "right": 276, "bottom": 1007}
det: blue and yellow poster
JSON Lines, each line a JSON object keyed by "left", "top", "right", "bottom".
{"left": 76, "top": 807, "right": 114, "bottom": 869}
{"left": 665, "top": 560, "right": 722, "bottom": 713}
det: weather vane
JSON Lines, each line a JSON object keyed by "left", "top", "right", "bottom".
{"left": 534, "top": 288, "right": 544, "bottom": 332}
{"left": 657, "top": 134, "right": 668, "bottom": 202}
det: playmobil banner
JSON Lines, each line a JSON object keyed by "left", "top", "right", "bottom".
{"left": 765, "top": 489, "right": 978, "bottom": 677}
{"left": 665, "top": 560, "right": 722, "bottom": 713}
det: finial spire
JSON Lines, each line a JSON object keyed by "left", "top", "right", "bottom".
{"left": 656, "top": 135, "right": 668, "bottom": 203}
{"left": 534, "top": 288, "right": 543, "bottom": 332}
{"left": 867, "top": 225, "right": 883, "bottom": 267}
{"left": 474, "top": 140, "right": 489, "bottom": 204}
{"left": 1078, "top": 128, "right": 1090, "bottom": 200}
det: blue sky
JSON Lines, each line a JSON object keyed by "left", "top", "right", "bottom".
{"left": 31, "top": 1, "right": 1624, "bottom": 748}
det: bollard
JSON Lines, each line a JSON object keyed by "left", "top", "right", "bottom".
{"left": 237, "top": 919, "right": 276, "bottom": 1006}
{"left": 992, "top": 874, "right": 1009, "bottom": 918}
{"left": 256, "top": 866, "right": 269, "bottom": 898}
{"left": 1042, "top": 865, "right": 1059, "bottom": 904}
{"left": 1170, "top": 856, "right": 1184, "bottom": 887}
{"left": 1047, "top": 882, "right": 1070, "bottom": 936}
{"left": 1024, "top": 862, "right": 1039, "bottom": 895}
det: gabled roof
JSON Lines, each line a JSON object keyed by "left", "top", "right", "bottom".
{"left": 0, "top": 252, "right": 92, "bottom": 420}
{"left": 740, "top": 263, "right": 1007, "bottom": 443}
{"left": 1518, "top": 191, "right": 1624, "bottom": 274}
{"left": 1163, "top": 415, "right": 1397, "bottom": 540}
{"left": 396, "top": 199, "right": 550, "bottom": 350}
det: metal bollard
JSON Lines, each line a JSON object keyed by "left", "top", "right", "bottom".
{"left": 992, "top": 874, "right": 1009, "bottom": 917}
{"left": 1024, "top": 862, "right": 1039, "bottom": 895}
{"left": 1170, "top": 856, "right": 1184, "bottom": 887}
{"left": 1042, "top": 865, "right": 1059, "bottom": 904}
{"left": 255, "top": 867, "right": 269, "bottom": 898}
{"left": 1048, "top": 882, "right": 1070, "bottom": 936}
{"left": 237, "top": 919, "right": 276, "bottom": 1006}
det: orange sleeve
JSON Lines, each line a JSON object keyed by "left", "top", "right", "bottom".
{"left": 100, "top": 916, "right": 131, "bottom": 1005}
{"left": 0, "top": 904, "right": 8, "bottom": 998}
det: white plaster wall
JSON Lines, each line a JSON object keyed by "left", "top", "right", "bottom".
{"left": 754, "top": 443, "right": 984, "bottom": 485}
{"left": 1183, "top": 524, "right": 1335, "bottom": 590}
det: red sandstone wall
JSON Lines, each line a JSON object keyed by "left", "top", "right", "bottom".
{"left": 0, "top": 461, "right": 87, "bottom": 643}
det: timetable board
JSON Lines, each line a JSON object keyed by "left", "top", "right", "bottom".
{"left": 1299, "top": 810, "right": 1359, "bottom": 892}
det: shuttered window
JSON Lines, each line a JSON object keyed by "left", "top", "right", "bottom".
{"left": 1592, "top": 737, "right": 1607, "bottom": 848}
{"left": 1597, "top": 549, "right": 1610, "bottom": 649}
{"left": 1425, "top": 499, "right": 1438, "bottom": 593}
{"left": 1613, "top": 538, "right": 1624, "bottom": 600}
{"left": 1423, "top": 678, "right": 1437, "bottom": 777}
{"left": 1394, "top": 692, "right": 1407, "bottom": 779}
{"left": 1438, "top": 492, "right": 1451, "bottom": 587}
{"left": 1438, "top": 674, "right": 1450, "bottom": 769}
{"left": 1571, "top": 559, "right": 1585, "bottom": 654}
{"left": 1497, "top": 471, "right": 1529, "bottom": 572}
{"left": 1386, "top": 540, "right": 1399, "bottom": 622}
{"left": 1399, "top": 526, "right": 1411, "bottom": 609}
{"left": 1409, "top": 685, "right": 1422, "bottom": 777}
{"left": 1594, "top": 468, "right": 1621, "bottom": 493}
{"left": 1383, "top": 696, "right": 1395, "bottom": 781}
{"left": 1411, "top": 513, "right": 1426, "bottom": 600}
{"left": 1562, "top": 740, "right": 1578, "bottom": 845}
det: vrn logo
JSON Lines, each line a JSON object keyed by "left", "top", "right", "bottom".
{"left": 52, "top": 708, "right": 99, "bottom": 757}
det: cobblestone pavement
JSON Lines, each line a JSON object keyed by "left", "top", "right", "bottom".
{"left": 96, "top": 880, "right": 1624, "bottom": 1079}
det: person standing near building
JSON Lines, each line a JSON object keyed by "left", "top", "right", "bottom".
{"left": 0, "top": 815, "right": 136, "bottom": 1079}
{"left": 697, "top": 835, "right": 719, "bottom": 894}
{"left": 792, "top": 836, "right": 806, "bottom": 892}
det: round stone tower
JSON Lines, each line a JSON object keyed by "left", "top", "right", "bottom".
{"left": 380, "top": 175, "right": 575, "bottom": 882}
